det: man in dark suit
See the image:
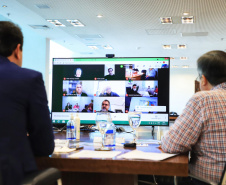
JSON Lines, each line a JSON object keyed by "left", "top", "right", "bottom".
{"left": 72, "top": 83, "right": 88, "bottom": 96}
{"left": 0, "top": 21, "right": 54, "bottom": 185}
{"left": 128, "top": 84, "right": 141, "bottom": 97}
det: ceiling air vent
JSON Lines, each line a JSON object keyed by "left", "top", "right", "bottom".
{"left": 75, "top": 34, "right": 103, "bottom": 39}
{"left": 29, "top": 25, "right": 50, "bottom": 30}
{"left": 181, "top": 32, "right": 208, "bottom": 37}
{"left": 146, "top": 29, "right": 176, "bottom": 35}
{"left": 35, "top": 4, "right": 50, "bottom": 9}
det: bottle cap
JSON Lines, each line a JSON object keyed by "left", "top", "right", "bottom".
{"left": 70, "top": 113, "right": 74, "bottom": 120}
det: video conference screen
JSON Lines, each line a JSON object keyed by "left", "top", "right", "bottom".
{"left": 51, "top": 57, "right": 170, "bottom": 126}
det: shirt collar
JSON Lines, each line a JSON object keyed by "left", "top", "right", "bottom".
{"left": 0, "top": 55, "right": 10, "bottom": 63}
{"left": 212, "top": 82, "right": 226, "bottom": 90}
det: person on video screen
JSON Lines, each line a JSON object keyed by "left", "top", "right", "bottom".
{"left": 72, "top": 83, "right": 87, "bottom": 96}
{"left": 65, "top": 102, "right": 72, "bottom": 111}
{"left": 73, "top": 103, "right": 79, "bottom": 109}
{"left": 82, "top": 103, "right": 93, "bottom": 113}
{"left": 129, "top": 84, "right": 141, "bottom": 96}
{"left": 154, "top": 85, "right": 158, "bottom": 96}
{"left": 74, "top": 68, "right": 82, "bottom": 78}
{"left": 100, "top": 100, "right": 114, "bottom": 113}
{"left": 104, "top": 68, "right": 116, "bottom": 80}
{"left": 99, "top": 86, "right": 119, "bottom": 97}
{"left": 146, "top": 68, "right": 157, "bottom": 80}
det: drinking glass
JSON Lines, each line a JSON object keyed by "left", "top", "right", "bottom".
{"left": 95, "top": 112, "right": 111, "bottom": 151}
{"left": 128, "top": 112, "right": 141, "bottom": 143}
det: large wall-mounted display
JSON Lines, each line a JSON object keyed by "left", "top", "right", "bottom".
{"left": 51, "top": 57, "right": 170, "bottom": 126}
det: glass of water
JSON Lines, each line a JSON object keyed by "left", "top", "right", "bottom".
{"left": 95, "top": 112, "right": 111, "bottom": 151}
{"left": 128, "top": 112, "right": 141, "bottom": 143}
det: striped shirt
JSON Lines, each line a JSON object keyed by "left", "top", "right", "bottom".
{"left": 162, "top": 82, "right": 226, "bottom": 183}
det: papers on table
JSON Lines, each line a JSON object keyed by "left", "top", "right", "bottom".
{"left": 54, "top": 139, "right": 176, "bottom": 160}
{"left": 117, "top": 150, "right": 178, "bottom": 161}
{"left": 54, "top": 146, "right": 76, "bottom": 153}
{"left": 68, "top": 149, "right": 177, "bottom": 161}
{"left": 68, "top": 150, "right": 121, "bottom": 159}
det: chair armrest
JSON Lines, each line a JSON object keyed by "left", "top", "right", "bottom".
{"left": 22, "top": 168, "right": 61, "bottom": 185}
{"left": 189, "top": 174, "right": 217, "bottom": 185}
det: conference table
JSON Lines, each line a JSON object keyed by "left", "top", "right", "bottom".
{"left": 36, "top": 128, "right": 188, "bottom": 185}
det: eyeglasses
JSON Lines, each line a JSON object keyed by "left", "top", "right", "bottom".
{"left": 102, "top": 103, "right": 109, "bottom": 106}
{"left": 196, "top": 75, "right": 202, "bottom": 82}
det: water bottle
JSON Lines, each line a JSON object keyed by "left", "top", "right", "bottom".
{"left": 104, "top": 122, "right": 116, "bottom": 149}
{"left": 66, "top": 113, "right": 76, "bottom": 148}
{"left": 75, "top": 113, "right": 80, "bottom": 141}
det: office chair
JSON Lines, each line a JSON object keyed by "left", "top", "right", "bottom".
{"left": 0, "top": 171, "right": 2, "bottom": 185}
{"left": 22, "top": 168, "right": 62, "bottom": 185}
{"left": 189, "top": 163, "right": 226, "bottom": 185}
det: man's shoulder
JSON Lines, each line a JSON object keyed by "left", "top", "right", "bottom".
{"left": 190, "top": 88, "right": 225, "bottom": 105}
{"left": 111, "top": 92, "right": 119, "bottom": 96}
{"left": 1, "top": 60, "right": 42, "bottom": 79}
{"left": 81, "top": 92, "right": 88, "bottom": 96}
{"left": 20, "top": 67, "right": 42, "bottom": 78}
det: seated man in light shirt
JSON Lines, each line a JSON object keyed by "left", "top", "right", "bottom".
{"left": 161, "top": 50, "right": 226, "bottom": 185}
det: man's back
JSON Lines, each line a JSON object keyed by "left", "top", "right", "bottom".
{"left": 0, "top": 56, "right": 54, "bottom": 185}
{"left": 189, "top": 82, "right": 226, "bottom": 182}
{"left": 162, "top": 82, "right": 226, "bottom": 183}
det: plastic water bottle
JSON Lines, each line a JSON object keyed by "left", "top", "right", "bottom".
{"left": 104, "top": 122, "right": 116, "bottom": 149}
{"left": 75, "top": 113, "right": 80, "bottom": 141}
{"left": 66, "top": 113, "right": 76, "bottom": 148}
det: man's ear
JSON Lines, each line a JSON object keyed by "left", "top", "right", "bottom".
{"left": 14, "top": 44, "right": 22, "bottom": 60}
{"left": 201, "top": 75, "right": 208, "bottom": 86}
{"left": 8, "top": 44, "right": 22, "bottom": 66}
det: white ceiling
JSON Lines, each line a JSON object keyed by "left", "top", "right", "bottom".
{"left": 0, "top": 0, "right": 226, "bottom": 68}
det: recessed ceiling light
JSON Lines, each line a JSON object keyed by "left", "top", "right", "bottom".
{"left": 2, "top": 5, "right": 7, "bottom": 8}
{"left": 180, "top": 57, "right": 188, "bottom": 60}
{"left": 103, "top": 45, "right": 113, "bottom": 49}
{"left": 182, "top": 65, "right": 189, "bottom": 68}
{"left": 163, "top": 45, "right": 171, "bottom": 49}
{"left": 47, "top": 20, "right": 65, "bottom": 27}
{"left": 172, "top": 65, "right": 179, "bottom": 68}
{"left": 97, "top": 14, "right": 103, "bottom": 18}
{"left": 87, "top": 45, "right": 99, "bottom": 50}
{"left": 67, "top": 20, "right": 85, "bottom": 27}
{"left": 183, "top": 12, "right": 189, "bottom": 15}
{"left": 160, "top": 17, "right": 172, "bottom": 24}
{"left": 182, "top": 16, "right": 194, "bottom": 24}
{"left": 178, "top": 44, "right": 186, "bottom": 49}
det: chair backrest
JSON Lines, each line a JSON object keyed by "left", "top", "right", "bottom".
{"left": 0, "top": 172, "right": 2, "bottom": 185}
{"left": 219, "top": 163, "right": 226, "bottom": 185}
{"left": 22, "top": 168, "right": 62, "bottom": 185}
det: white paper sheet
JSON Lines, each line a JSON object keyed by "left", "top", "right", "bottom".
{"left": 117, "top": 150, "right": 178, "bottom": 161}
{"left": 68, "top": 150, "right": 121, "bottom": 159}
{"left": 54, "top": 146, "right": 76, "bottom": 153}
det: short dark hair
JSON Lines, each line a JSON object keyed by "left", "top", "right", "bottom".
{"left": 197, "top": 50, "right": 226, "bottom": 86}
{"left": 0, "top": 21, "right": 23, "bottom": 57}
{"left": 102, "top": 100, "right": 110, "bottom": 106}
{"left": 133, "top": 84, "right": 137, "bottom": 87}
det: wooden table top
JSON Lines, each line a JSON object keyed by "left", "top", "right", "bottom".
{"left": 36, "top": 130, "right": 188, "bottom": 177}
